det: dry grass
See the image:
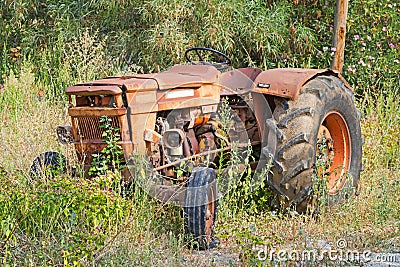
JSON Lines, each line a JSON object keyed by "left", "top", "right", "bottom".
{"left": 0, "top": 66, "right": 69, "bottom": 172}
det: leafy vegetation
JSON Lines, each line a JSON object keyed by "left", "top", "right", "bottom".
{"left": 1, "top": 0, "right": 398, "bottom": 96}
{"left": 89, "top": 116, "right": 125, "bottom": 177}
{"left": 0, "top": 0, "right": 399, "bottom": 265}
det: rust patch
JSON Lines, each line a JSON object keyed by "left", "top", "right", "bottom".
{"left": 251, "top": 68, "right": 352, "bottom": 100}
{"left": 66, "top": 65, "right": 220, "bottom": 95}
{"left": 66, "top": 85, "right": 122, "bottom": 96}
{"left": 68, "top": 107, "right": 126, "bottom": 117}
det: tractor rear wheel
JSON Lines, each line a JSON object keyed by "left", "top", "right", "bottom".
{"left": 269, "top": 75, "right": 362, "bottom": 212}
{"left": 184, "top": 167, "right": 219, "bottom": 250}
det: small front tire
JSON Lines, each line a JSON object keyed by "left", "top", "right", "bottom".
{"left": 29, "top": 151, "right": 67, "bottom": 179}
{"left": 184, "top": 167, "right": 219, "bottom": 250}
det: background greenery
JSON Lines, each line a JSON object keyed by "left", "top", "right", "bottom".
{"left": 0, "top": 0, "right": 399, "bottom": 265}
{"left": 1, "top": 0, "right": 398, "bottom": 98}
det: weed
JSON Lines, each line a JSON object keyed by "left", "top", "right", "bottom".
{"left": 311, "top": 132, "right": 333, "bottom": 211}
{"left": 0, "top": 172, "right": 130, "bottom": 265}
{"left": 89, "top": 115, "right": 125, "bottom": 177}
{"left": 216, "top": 98, "right": 274, "bottom": 215}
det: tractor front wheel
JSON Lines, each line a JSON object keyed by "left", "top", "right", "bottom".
{"left": 29, "top": 151, "right": 67, "bottom": 180}
{"left": 184, "top": 167, "right": 219, "bottom": 250}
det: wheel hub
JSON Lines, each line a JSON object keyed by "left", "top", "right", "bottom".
{"left": 317, "top": 111, "right": 351, "bottom": 195}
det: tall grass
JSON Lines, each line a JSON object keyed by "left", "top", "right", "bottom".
{"left": 2, "top": 0, "right": 397, "bottom": 96}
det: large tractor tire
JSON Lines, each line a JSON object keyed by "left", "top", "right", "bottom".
{"left": 269, "top": 75, "right": 362, "bottom": 212}
{"left": 184, "top": 167, "right": 219, "bottom": 250}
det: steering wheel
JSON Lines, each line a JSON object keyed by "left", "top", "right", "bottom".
{"left": 185, "top": 47, "right": 232, "bottom": 68}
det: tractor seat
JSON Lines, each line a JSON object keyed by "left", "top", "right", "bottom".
{"left": 219, "top": 67, "right": 262, "bottom": 94}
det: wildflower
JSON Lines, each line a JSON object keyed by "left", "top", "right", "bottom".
{"left": 362, "top": 42, "right": 366, "bottom": 47}
{"left": 388, "top": 4, "right": 392, "bottom": 8}
{"left": 382, "top": 27, "right": 387, "bottom": 32}
{"left": 367, "top": 36, "right": 371, "bottom": 41}
{"left": 394, "top": 59, "right": 399, "bottom": 64}
{"left": 330, "top": 52, "right": 335, "bottom": 56}
{"left": 317, "top": 51, "right": 323, "bottom": 56}
{"left": 354, "top": 35, "right": 360, "bottom": 40}
{"left": 377, "top": 43, "right": 381, "bottom": 47}
{"left": 347, "top": 65, "right": 356, "bottom": 73}
{"left": 358, "top": 60, "right": 366, "bottom": 67}
{"left": 323, "top": 46, "right": 328, "bottom": 52}
{"left": 331, "top": 47, "right": 337, "bottom": 52}
{"left": 389, "top": 43, "right": 395, "bottom": 49}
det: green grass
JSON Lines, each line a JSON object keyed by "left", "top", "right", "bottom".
{"left": 1, "top": 1, "right": 398, "bottom": 93}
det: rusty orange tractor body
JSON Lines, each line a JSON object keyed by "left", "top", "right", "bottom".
{"left": 32, "top": 48, "right": 362, "bottom": 249}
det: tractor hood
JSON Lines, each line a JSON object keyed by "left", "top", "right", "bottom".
{"left": 66, "top": 65, "right": 220, "bottom": 96}
{"left": 66, "top": 65, "right": 352, "bottom": 101}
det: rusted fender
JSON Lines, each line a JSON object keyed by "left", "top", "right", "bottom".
{"left": 251, "top": 68, "right": 352, "bottom": 100}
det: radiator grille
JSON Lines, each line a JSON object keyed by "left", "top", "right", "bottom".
{"left": 73, "top": 116, "right": 121, "bottom": 140}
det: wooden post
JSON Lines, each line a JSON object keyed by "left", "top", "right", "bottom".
{"left": 331, "top": 0, "right": 349, "bottom": 73}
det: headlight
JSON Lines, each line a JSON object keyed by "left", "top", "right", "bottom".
{"left": 57, "top": 126, "right": 74, "bottom": 144}
{"left": 163, "top": 129, "right": 185, "bottom": 148}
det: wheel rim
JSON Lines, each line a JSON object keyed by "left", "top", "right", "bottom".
{"left": 317, "top": 111, "right": 351, "bottom": 195}
{"left": 205, "top": 186, "right": 215, "bottom": 242}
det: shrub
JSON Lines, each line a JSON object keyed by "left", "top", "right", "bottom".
{"left": 0, "top": 171, "right": 130, "bottom": 265}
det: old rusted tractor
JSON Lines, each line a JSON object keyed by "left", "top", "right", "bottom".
{"left": 31, "top": 47, "right": 362, "bottom": 249}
